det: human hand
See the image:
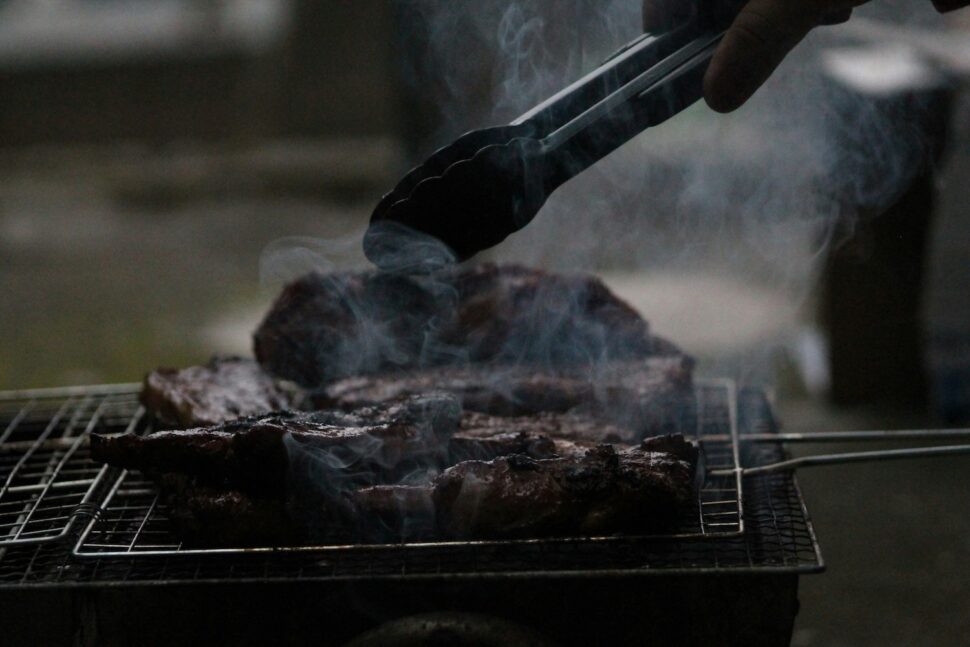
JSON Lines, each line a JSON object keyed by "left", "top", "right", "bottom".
{"left": 643, "top": 0, "right": 864, "bottom": 112}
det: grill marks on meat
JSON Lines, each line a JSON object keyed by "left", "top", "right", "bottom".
{"left": 151, "top": 436, "right": 697, "bottom": 546}
{"left": 92, "top": 394, "right": 462, "bottom": 495}
{"left": 434, "top": 443, "right": 697, "bottom": 540}
{"left": 449, "top": 411, "right": 630, "bottom": 462}
{"left": 106, "top": 262, "right": 703, "bottom": 548}
{"left": 319, "top": 356, "right": 695, "bottom": 438}
{"left": 91, "top": 395, "right": 699, "bottom": 547}
{"left": 253, "top": 264, "right": 664, "bottom": 388}
{"left": 318, "top": 368, "right": 593, "bottom": 417}
{"left": 140, "top": 356, "right": 292, "bottom": 427}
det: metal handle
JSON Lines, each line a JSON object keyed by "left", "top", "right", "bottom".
{"left": 512, "top": 26, "right": 691, "bottom": 133}
{"left": 711, "top": 445, "right": 970, "bottom": 477}
{"left": 707, "top": 428, "right": 970, "bottom": 477}
{"left": 702, "top": 428, "right": 970, "bottom": 443}
{"left": 535, "top": 30, "right": 723, "bottom": 189}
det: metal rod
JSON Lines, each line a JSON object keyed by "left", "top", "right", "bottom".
{"left": 0, "top": 437, "right": 90, "bottom": 453}
{"left": 702, "top": 429, "right": 970, "bottom": 443}
{"left": 4, "top": 479, "right": 98, "bottom": 494}
{"left": 710, "top": 444, "right": 970, "bottom": 477}
{"left": 0, "top": 383, "right": 140, "bottom": 400}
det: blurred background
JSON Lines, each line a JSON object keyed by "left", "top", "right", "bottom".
{"left": 1, "top": 1, "right": 969, "bottom": 644}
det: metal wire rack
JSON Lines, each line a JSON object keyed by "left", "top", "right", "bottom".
{"left": 0, "top": 385, "right": 821, "bottom": 584}
{"left": 71, "top": 379, "right": 744, "bottom": 559}
{"left": 0, "top": 384, "right": 147, "bottom": 548}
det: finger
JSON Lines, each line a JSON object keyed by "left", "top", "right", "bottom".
{"left": 643, "top": 0, "right": 694, "bottom": 32}
{"left": 703, "top": 0, "right": 820, "bottom": 113}
{"left": 819, "top": 8, "right": 853, "bottom": 25}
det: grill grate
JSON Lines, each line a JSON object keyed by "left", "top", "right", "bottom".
{"left": 0, "top": 385, "right": 146, "bottom": 548}
{"left": 0, "top": 469, "right": 821, "bottom": 585}
{"left": 0, "top": 381, "right": 822, "bottom": 585}
{"left": 72, "top": 380, "right": 744, "bottom": 559}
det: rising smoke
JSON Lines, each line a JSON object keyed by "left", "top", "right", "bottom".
{"left": 378, "top": 0, "right": 947, "bottom": 380}
{"left": 256, "top": 1, "right": 954, "bottom": 523}
{"left": 264, "top": 0, "right": 949, "bottom": 383}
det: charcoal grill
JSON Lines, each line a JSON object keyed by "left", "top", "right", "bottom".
{"left": 0, "top": 380, "right": 824, "bottom": 646}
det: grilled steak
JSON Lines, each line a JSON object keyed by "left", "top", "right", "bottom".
{"left": 91, "top": 394, "right": 462, "bottom": 494}
{"left": 253, "top": 264, "right": 666, "bottom": 388}
{"left": 253, "top": 271, "right": 444, "bottom": 388}
{"left": 158, "top": 474, "right": 306, "bottom": 548}
{"left": 140, "top": 356, "right": 292, "bottom": 427}
{"left": 158, "top": 479, "right": 436, "bottom": 547}
{"left": 318, "top": 356, "right": 695, "bottom": 438}
{"left": 153, "top": 433, "right": 696, "bottom": 547}
{"left": 449, "top": 411, "right": 631, "bottom": 462}
{"left": 351, "top": 485, "right": 436, "bottom": 542}
{"left": 433, "top": 440, "right": 697, "bottom": 540}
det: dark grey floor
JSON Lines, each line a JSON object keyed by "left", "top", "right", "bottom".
{"left": 779, "top": 400, "right": 970, "bottom": 647}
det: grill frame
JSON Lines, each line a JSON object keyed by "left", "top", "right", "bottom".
{"left": 71, "top": 379, "right": 745, "bottom": 559}
{"left": 0, "top": 381, "right": 824, "bottom": 587}
{"left": 0, "top": 385, "right": 144, "bottom": 548}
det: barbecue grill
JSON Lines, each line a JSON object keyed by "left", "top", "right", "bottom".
{"left": 0, "top": 380, "right": 824, "bottom": 646}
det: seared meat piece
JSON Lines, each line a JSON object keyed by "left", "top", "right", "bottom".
{"left": 91, "top": 394, "right": 461, "bottom": 495}
{"left": 439, "top": 264, "right": 655, "bottom": 366}
{"left": 459, "top": 411, "right": 637, "bottom": 445}
{"left": 140, "top": 356, "right": 292, "bottom": 427}
{"left": 91, "top": 428, "right": 236, "bottom": 481}
{"left": 351, "top": 485, "right": 436, "bottom": 542}
{"left": 318, "top": 368, "right": 592, "bottom": 417}
{"left": 158, "top": 474, "right": 307, "bottom": 548}
{"left": 254, "top": 264, "right": 666, "bottom": 388}
{"left": 319, "top": 356, "right": 695, "bottom": 438}
{"left": 254, "top": 271, "right": 446, "bottom": 388}
{"left": 449, "top": 411, "right": 631, "bottom": 462}
{"left": 433, "top": 441, "right": 697, "bottom": 540}
{"left": 639, "top": 433, "right": 700, "bottom": 464}
{"left": 158, "top": 479, "right": 436, "bottom": 547}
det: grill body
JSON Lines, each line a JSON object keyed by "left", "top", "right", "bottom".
{"left": 3, "top": 574, "right": 799, "bottom": 646}
{"left": 0, "top": 383, "right": 821, "bottom": 646}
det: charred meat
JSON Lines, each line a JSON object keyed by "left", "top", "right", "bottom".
{"left": 157, "top": 474, "right": 306, "bottom": 548}
{"left": 253, "top": 264, "right": 668, "bottom": 388}
{"left": 434, "top": 441, "right": 697, "bottom": 540}
{"left": 351, "top": 485, "right": 437, "bottom": 542}
{"left": 253, "top": 271, "right": 444, "bottom": 388}
{"left": 140, "top": 356, "right": 292, "bottom": 428}
{"left": 148, "top": 434, "right": 697, "bottom": 547}
{"left": 449, "top": 411, "right": 632, "bottom": 462}
{"left": 319, "top": 356, "right": 695, "bottom": 438}
{"left": 91, "top": 394, "right": 462, "bottom": 495}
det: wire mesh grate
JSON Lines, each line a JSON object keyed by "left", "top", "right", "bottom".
{"left": 72, "top": 379, "right": 744, "bottom": 559}
{"left": 0, "top": 384, "right": 146, "bottom": 548}
{"left": 0, "top": 453, "right": 821, "bottom": 585}
{"left": 0, "top": 381, "right": 823, "bottom": 585}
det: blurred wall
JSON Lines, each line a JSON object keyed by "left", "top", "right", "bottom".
{"left": 0, "top": 0, "right": 398, "bottom": 147}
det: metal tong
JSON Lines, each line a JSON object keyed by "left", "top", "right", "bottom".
{"left": 364, "top": 1, "right": 746, "bottom": 268}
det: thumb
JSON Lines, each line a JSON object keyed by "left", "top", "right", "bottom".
{"left": 703, "top": 0, "right": 820, "bottom": 113}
